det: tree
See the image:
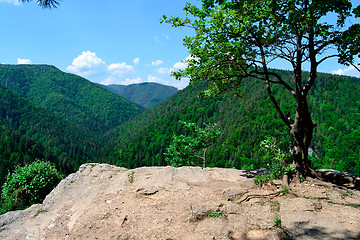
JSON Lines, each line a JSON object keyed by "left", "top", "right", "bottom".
{"left": 162, "top": 0, "right": 360, "bottom": 180}
{"left": 165, "top": 121, "right": 221, "bottom": 168}
{"left": 19, "top": 0, "right": 60, "bottom": 9}
{"left": 337, "top": 5, "right": 360, "bottom": 72}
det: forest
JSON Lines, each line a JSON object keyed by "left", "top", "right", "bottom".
{"left": 0, "top": 64, "right": 143, "bottom": 186}
{"left": 0, "top": 64, "right": 359, "bottom": 187}
{"left": 109, "top": 70, "right": 360, "bottom": 175}
{"left": 0, "top": 64, "right": 144, "bottom": 135}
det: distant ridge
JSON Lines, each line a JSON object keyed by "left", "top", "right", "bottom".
{"left": 100, "top": 82, "right": 178, "bottom": 108}
{"left": 0, "top": 64, "right": 145, "bottom": 134}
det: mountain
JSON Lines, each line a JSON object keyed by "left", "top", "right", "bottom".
{"left": 108, "top": 70, "right": 360, "bottom": 175}
{"left": 0, "top": 85, "right": 103, "bottom": 185}
{"left": 100, "top": 82, "right": 179, "bottom": 108}
{"left": 0, "top": 64, "right": 145, "bottom": 135}
{"left": 0, "top": 64, "right": 359, "bottom": 183}
{"left": 0, "top": 64, "right": 146, "bottom": 186}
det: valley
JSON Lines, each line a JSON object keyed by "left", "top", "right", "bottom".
{"left": 0, "top": 64, "right": 359, "bottom": 189}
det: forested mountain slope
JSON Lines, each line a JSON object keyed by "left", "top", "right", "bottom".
{"left": 101, "top": 82, "right": 179, "bottom": 108}
{"left": 0, "top": 64, "right": 145, "bottom": 134}
{"left": 108, "top": 70, "right": 360, "bottom": 174}
{"left": 0, "top": 85, "right": 103, "bottom": 185}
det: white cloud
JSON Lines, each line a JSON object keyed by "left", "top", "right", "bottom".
{"left": 147, "top": 75, "right": 188, "bottom": 89}
{"left": 108, "top": 62, "right": 134, "bottom": 76}
{"left": 331, "top": 65, "right": 358, "bottom": 76}
{"left": 66, "top": 51, "right": 189, "bottom": 89}
{"left": 154, "top": 34, "right": 170, "bottom": 43}
{"left": 151, "top": 60, "right": 164, "bottom": 66}
{"left": 133, "top": 57, "right": 140, "bottom": 65}
{"left": 172, "top": 79, "right": 189, "bottom": 90}
{"left": 122, "top": 77, "right": 143, "bottom": 85}
{"left": 17, "top": 58, "right": 32, "bottom": 64}
{"left": 101, "top": 76, "right": 117, "bottom": 86}
{"left": 147, "top": 75, "right": 162, "bottom": 82}
{"left": 172, "top": 61, "right": 187, "bottom": 70}
{"left": 331, "top": 58, "right": 360, "bottom": 77}
{"left": 67, "top": 51, "right": 139, "bottom": 85}
{"left": 66, "top": 51, "right": 106, "bottom": 78}
{"left": 172, "top": 56, "right": 193, "bottom": 70}
{"left": 0, "top": 0, "right": 20, "bottom": 6}
{"left": 157, "top": 67, "right": 170, "bottom": 75}
{"left": 331, "top": 68, "right": 347, "bottom": 75}
{"left": 168, "top": 56, "right": 193, "bottom": 75}
{"left": 101, "top": 76, "right": 143, "bottom": 86}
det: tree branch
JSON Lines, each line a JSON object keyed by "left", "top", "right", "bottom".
{"left": 267, "top": 72, "right": 297, "bottom": 98}
{"left": 350, "top": 62, "right": 360, "bottom": 72}
{"left": 317, "top": 54, "right": 339, "bottom": 66}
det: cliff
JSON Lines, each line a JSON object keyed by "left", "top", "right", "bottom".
{"left": 0, "top": 163, "right": 359, "bottom": 240}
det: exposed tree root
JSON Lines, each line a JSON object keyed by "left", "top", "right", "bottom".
{"left": 236, "top": 191, "right": 281, "bottom": 204}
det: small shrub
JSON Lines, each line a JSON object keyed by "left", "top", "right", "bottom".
{"left": 207, "top": 211, "right": 223, "bottom": 218}
{"left": 270, "top": 201, "right": 280, "bottom": 212}
{"left": 255, "top": 137, "right": 293, "bottom": 186}
{"left": 254, "top": 173, "right": 273, "bottom": 186}
{"left": 280, "top": 186, "right": 290, "bottom": 195}
{"left": 274, "top": 215, "right": 282, "bottom": 227}
{"left": 128, "top": 171, "right": 135, "bottom": 183}
{"left": 1, "top": 160, "right": 63, "bottom": 213}
{"left": 33, "top": 208, "right": 46, "bottom": 218}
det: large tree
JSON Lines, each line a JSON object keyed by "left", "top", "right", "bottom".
{"left": 162, "top": 0, "right": 360, "bottom": 180}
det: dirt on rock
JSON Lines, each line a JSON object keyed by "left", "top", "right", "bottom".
{"left": 0, "top": 163, "right": 360, "bottom": 240}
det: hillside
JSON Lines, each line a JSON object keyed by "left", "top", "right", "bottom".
{"left": 108, "top": 70, "right": 360, "bottom": 174}
{"left": 0, "top": 64, "right": 145, "bottom": 134}
{"left": 0, "top": 85, "right": 103, "bottom": 185}
{"left": 0, "top": 163, "right": 359, "bottom": 239}
{"left": 0, "top": 64, "right": 359, "bottom": 185}
{"left": 0, "top": 64, "right": 146, "bottom": 186}
{"left": 101, "top": 82, "right": 179, "bottom": 108}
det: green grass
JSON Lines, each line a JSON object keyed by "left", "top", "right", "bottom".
{"left": 207, "top": 211, "right": 223, "bottom": 218}
{"left": 274, "top": 215, "right": 282, "bottom": 227}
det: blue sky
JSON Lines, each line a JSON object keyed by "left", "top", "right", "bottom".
{"left": 0, "top": 0, "right": 359, "bottom": 89}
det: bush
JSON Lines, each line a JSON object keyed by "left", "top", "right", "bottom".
{"left": 1, "top": 160, "right": 63, "bottom": 213}
{"left": 254, "top": 137, "right": 294, "bottom": 186}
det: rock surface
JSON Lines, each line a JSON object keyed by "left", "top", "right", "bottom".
{"left": 0, "top": 163, "right": 360, "bottom": 240}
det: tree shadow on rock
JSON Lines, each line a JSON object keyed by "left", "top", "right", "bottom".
{"left": 285, "top": 221, "right": 360, "bottom": 240}
{"left": 317, "top": 169, "right": 360, "bottom": 190}
{"left": 240, "top": 168, "right": 270, "bottom": 179}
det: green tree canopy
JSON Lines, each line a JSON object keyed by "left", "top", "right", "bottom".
{"left": 162, "top": 0, "right": 360, "bottom": 179}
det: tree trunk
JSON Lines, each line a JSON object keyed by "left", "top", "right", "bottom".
{"left": 290, "top": 96, "right": 318, "bottom": 178}
{"left": 202, "top": 147, "right": 208, "bottom": 168}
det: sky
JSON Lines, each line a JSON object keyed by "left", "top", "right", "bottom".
{"left": 0, "top": 0, "right": 359, "bottom": 89}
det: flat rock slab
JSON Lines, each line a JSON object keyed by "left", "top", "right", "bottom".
{"left": 0, "top": 163, "right": 359, "bottom": 240}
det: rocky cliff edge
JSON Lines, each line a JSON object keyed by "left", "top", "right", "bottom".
{"left": 0, "top": 163, "right": 359, "bottom": 240}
